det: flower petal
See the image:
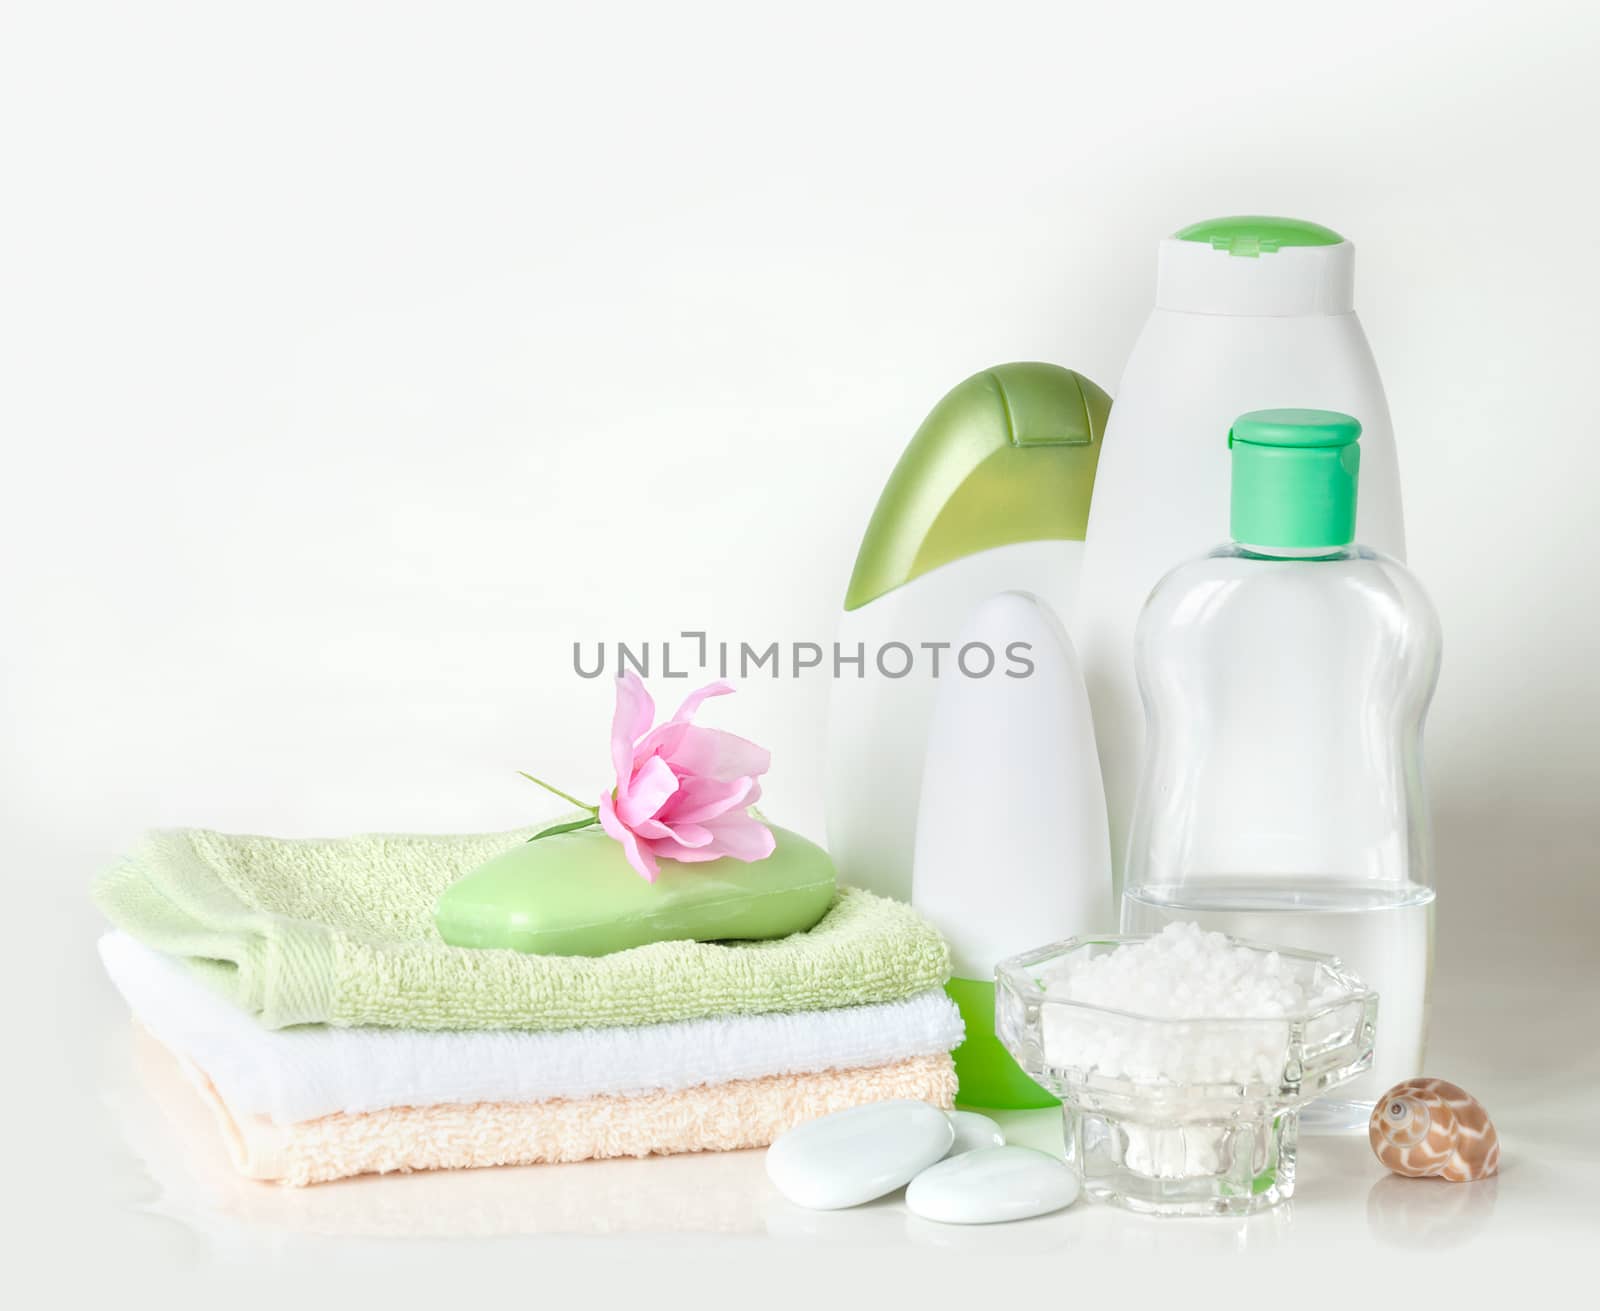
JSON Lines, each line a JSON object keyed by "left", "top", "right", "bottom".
{"left": 669, "top": 680, "right": 735, "bottom": 724}
{"left": 628, "top": 681, "right": 733, "bottom": 763}
{"left": 633, "top": 719, "right": 690, "bottom": 763}
{"left": 598, "top": 790, "right": 659, "bottom": 882}
{"left": 655, "top": 821, "right": 715, "bottom": 848}
{"left": 700, "top": 810, "right": 777, "bottom": 862}
{"left": 644, "top": 810, "right": 775, "bottom": 864}
{"left": 640, "top": 838, "right": 727, "bottom": 863}
{"left": 660, "top": 775, "right": 754, "bottom": 825}
{"left": 609, "top": 672, "right": 656, "bottom": 786}
{"left": 659, "top": 726, "right": 771, "bottom": 783}
{"left": 617, "top": 754, "right": 678, "bottom": 828}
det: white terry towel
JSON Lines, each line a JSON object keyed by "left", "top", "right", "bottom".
{"left": 99, "top": 932, "right": 965, "bottom": 1124}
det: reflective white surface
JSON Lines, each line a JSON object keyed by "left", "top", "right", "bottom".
{"left": 12, "top": 853, "right": 1591, "bottom": 1301}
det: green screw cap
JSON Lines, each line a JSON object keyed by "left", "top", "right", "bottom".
{"left": 1175, "top": 215, "right": 1345, "bottom": 259}
{"left": 1229, "top": 409, "right": 1362, "bottom": 549}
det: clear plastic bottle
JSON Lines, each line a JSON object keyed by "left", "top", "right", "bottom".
{"left": 1120, "top": 409, "right": 1441, "bottom": 1132}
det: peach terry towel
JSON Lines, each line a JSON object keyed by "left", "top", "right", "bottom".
{"left": 180, "top": 1051, "right": 957, "bottom": 1186}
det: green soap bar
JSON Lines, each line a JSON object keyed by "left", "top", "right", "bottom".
{"left": 434, "top": 822, "right": 837, "bottom": 956}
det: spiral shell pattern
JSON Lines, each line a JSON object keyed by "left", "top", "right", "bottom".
{"left": 1369, "top": 1078, "right": 1500, "bottom": 1182}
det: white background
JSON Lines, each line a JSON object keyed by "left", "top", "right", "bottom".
{"left": 3, "top": 0, "right": 1597, "bottom": 1300}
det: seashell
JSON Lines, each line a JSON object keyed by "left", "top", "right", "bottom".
{"left": 1369, "top": 1078, "right": 1500, "bottom": 1182}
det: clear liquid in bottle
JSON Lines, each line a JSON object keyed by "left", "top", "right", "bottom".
{"left": 1122, "top": 878, "right": 1434, "bottom": 1130}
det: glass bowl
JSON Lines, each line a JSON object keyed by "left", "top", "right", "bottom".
{"left": 995, "top": 934, "right": 1376, "bottom": 1217}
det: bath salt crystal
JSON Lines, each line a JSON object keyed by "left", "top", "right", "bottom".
{"left": 1037, "top": 922, "right": 1348, "bottom": 1085}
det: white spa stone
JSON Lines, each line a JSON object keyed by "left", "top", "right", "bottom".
{"left": 766, "top": 1099, "right": 955, "bottom": 1210}
{"left": 945, "top": 1110, "right": 1005, "bottom": 1157}
{"left": 905, "top": 1146, "right": 1080, "bottom": 1225}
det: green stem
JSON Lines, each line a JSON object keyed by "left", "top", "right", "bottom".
{"left": 527, "top": 815, "right": 602, "bottom": 843}
{"left": 517, "top": 772, "right": 598, "bottom": 813}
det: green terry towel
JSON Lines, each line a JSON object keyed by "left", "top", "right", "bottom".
{"left": 93, "top": 827, "right": 950, "bottom": 1031}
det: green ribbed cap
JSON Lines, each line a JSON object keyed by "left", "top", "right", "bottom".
{"left": 1176, "top": 215, "right": 1344, "bottom": 258}
{"left": 1229, "top": 409, "right": 1362, "bottom": 549}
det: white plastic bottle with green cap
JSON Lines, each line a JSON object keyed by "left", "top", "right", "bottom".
{"left": 827, "top": 362, "right": 1116, "bottom": 1109}
{"left": 827, "top": 362, "right": 1111, "bottom": 908}
{"left": 1075, "top": 217, "right": 1407, "bottom": 893}
{"left": 1121, "top": 409, "right": 1440, "bottom": 1131}
{"left": 911, "top": 588, "right": 1111, "bottom": 1109}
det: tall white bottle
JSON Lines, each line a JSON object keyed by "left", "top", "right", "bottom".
{"left": 827, "top": 363, "right": 1111, "bottom": 904}
{"left": 913, "top": 591, "right": 1112, "bottom": 1108}
{"left": 1075, "top": 217, "right": 1406, "bottom": 890}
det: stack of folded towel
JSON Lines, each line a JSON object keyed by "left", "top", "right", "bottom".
{"left": 95, "top": 827, "right": 960, "bottom": 1186}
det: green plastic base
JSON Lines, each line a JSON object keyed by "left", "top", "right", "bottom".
{"left": 945, "top": 976, "right": 1059, "bottom": 1110}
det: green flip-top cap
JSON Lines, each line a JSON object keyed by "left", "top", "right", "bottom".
{"left": 843, "top": 363, "right": 1111, "bottom": 610}
{"left": 1175, "top": 215, "right": 1345, "bottom": 258}
{"left": 1228, "top": 408, "right": 1362, "bottom": 549}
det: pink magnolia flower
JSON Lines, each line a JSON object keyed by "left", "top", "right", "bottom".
{"left": 596, "top": 671, "right": 775, "bottom": 883}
